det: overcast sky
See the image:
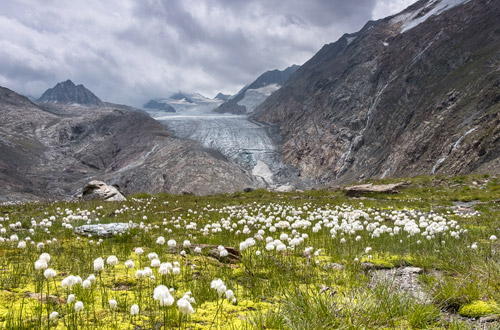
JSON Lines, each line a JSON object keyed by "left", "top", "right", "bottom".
{"left": 0, "top": 0, "right": 416, "bottom": 107}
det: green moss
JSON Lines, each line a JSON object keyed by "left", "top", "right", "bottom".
{"left": 458, "top": 300, "right": 498, "bottom": 318}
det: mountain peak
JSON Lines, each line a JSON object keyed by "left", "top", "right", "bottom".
{"left": 37, "top": 80, "right": 103, "bottom": 106}
{"left": 214, "top": 93, "right": 231, "bottom": 101}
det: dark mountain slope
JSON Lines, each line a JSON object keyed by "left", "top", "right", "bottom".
{"left": 253, "top": 0, "right": 500, "bottom": 184}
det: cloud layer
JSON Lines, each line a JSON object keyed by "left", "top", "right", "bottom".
{"left": 0, "top": 0, "right": 415, "bottom": 106}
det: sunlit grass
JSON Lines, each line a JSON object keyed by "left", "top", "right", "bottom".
{"left": 0, "top": 174, "right": 499, "bottom": 329}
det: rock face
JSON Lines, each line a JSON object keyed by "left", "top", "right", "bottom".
{"left": 253, "top": 0, "right": 500, "bottom": 185}
{"left": 0, "top": 85, "right": 255, "bottom": 202}
{"left": 81, "top": 180, "right": 126, "bottom": 201}
{"left": 37, "top": 80, "right": 104, "bottom": 106}
{"left": 214, "top": 65, "right": 299, "bottom": 115}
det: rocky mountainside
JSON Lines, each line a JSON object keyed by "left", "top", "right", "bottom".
{"left": 0, "top": 85, "right": 256, "bottom": 202}
{"left": 215, "top": 65, "right": 299, "bottom": 115}
{"left": 143, "top": 99, "right": 176, "bottom": 113}
{"left": 253, "top": 0, "right": 500, "bottom": 184}
{"left": 37, "top": 80, "right": 104, "bottom": 106}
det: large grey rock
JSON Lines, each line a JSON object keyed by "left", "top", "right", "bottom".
{"left": 81, "top": 181, "right": 126, "bottom": 201}
{"left": 75, "top": 223, "right": 132, "bottom": 237}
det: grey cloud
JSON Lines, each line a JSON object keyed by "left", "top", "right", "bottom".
{"left": 0, "top": 0, "right": 416, "bottom": 106}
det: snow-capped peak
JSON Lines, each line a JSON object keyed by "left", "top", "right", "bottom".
{"left": 392, "top": 0, "right": 471, "bottom": 33}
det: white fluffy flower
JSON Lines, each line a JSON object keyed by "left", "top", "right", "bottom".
{"left": 130, "top": 304, "right": 139, "bottom": 315}
{"left": 177, "top": 297, "right": 195, "bottom": 315}
{"left": 490, "top": 235, "right": 497, "bottom": 241}
{"left": 106, "top": 255, "right": 118, "bottom": 266}
{"left": 44, "top": 268, "right": 56, "bottom": 279}
{"left": 67, "top": 294, "right": 76, "bottom": 304}
{"left": 210, "top": 279, "right": 227, "bottom": 296}
{"left": 151, "top": 258, "right": 161, "bottom": 267}
{"left": 225, "top": 289, "right": 235, "bottom": 301}
{"left": 39, "top": 253, "right": 51, "bottom": 263}
{"left": 82, "top": 279, "right": 91, "bottom": 289}
{"left": 134, "top": 247, "right": 144, "bottom": 255}
{"left": 168, "top": 239, "right": 177, "bottom": 247}
{"left": 153, "top": 285, "right": 175, "bottom": 306}
{"left": 172, "top": 267, "right": 181, "bottom": 275}
{"left": 148, "top": 252, "right": 158, "bottom": 260}
{"left": 75, "top": 301, "right": 84, "bottom": 312}
{"left": 49, "top": 311, "right": 59, "bottom": 320}
{"left": 156, "top": 236, "right": 165, "bottom": 245}
{"left": 125, "top": 260, "right": 135, "bottom": 269}
{"left": 94, "top": 257, "right": 104, "bottom": 272}
{"left": 35, "top": 259, "right": 48, "bottom": 270}
{"left": 109, "top": 299, "right": 117, "bottom": 310}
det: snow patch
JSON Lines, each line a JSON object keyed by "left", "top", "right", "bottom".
{"left": 346, "top": 37, "right": 357, "bottom": 45}
{"left": 237, "top": 84, "right": 280, "bottom": 113}
{"left": 392, "top": 0, "right": 471, "bottom": 33}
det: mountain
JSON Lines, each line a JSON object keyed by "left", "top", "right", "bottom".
{"left": 214, "top": 93, "right": 231, "bottom": 101}
{"left": 214, "top": 65, "right": 299, "bottom": 115}
{"left": 144, "top": 92, "right": 224, "bottom": 115}
{"left": 252, "top": 0, "right": 500, "bottom": 184}
{"left": 37, "top": 79, "right": 104, "bottom": 106}
{"left": 0, "top": 85, "right": 256, "bottom": 202}
{"left": 143, "top": 99, "right": 176, "bottom": 113}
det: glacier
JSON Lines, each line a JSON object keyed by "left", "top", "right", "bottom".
{"left": 144, "top": 93, "right": 300, "bottom": 189}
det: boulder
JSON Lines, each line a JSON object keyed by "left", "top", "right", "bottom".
{"left": 81, "top": 180, "right": 126, "bottom": 201}
{"left": 75, "top": 223, "right": 132, "bottom": 237}
{"left": 344, "top": 183, "right": 406, "bottom": 197}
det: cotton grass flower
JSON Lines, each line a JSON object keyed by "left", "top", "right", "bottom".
{"left": 156, "top": 236, "right": 165, "bottom": 245}
{"left": 35, "top": 259, "right": 48, "bottom": 270}
{"left": 130, "top": 304, "right": 139, "bottom": 315}
{"left": 125, "top": 260, "right": 135, "bottom": 269}
{"left": 106, "top": 255, "right": 118, "bottom": 266}
{"left": 134, "top": 247, "right": 144, "bottom": 255}
{"left": 49, "top": 311, "right": 59, "bottom": 320}
{"left": 177, "top": 297, "right": 195, "bottom": 315}
{"left": 153, "top": 285, "right": 175, "bottom": 306}
{"left": 109, "top": 299, "right": 118, "bottom": 310}
{"left": 74, "top": 301, "right": 84, "bottom": 312}
{"left": 67, "top": 294, "right": 76, "bottom": 304}
{"left": 44, "top": 268, "right": 56, "bottom": 279}
{"left": 94, "top": 257, "right": 104, "bottom": 272}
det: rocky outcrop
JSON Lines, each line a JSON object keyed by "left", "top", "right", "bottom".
{"left": 81, "top": 180, "right": 126, "bottom": 201}
{"left": 37, "top": 80, "right": 104, "bottom": 106}
{"left": 253, "top": 0, "right": 500, "bottom": 185}
{"left": 75, "top": 223, "right": 132, "bottom": 237}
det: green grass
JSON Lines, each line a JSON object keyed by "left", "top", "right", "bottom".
{"left": 0, "top": 174, "right": 499, "bottom": 329}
